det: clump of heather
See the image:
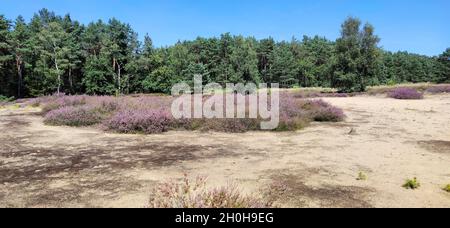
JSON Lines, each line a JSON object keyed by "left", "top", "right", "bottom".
{"left": 40, "top": 95, "right": 88, "bottom": 113}
{"left": 388, "top": 88, "right": 424, "bottom": 100}
{"left": 89, "top": 96, "right": 120, "bottom": 113}
{"left": 34, "top": 93, "right": 345, "bottom": 134}
{"left": 149, "top": 175, "right": 273, "bottom": 208}
{"left": 293, "top": 92, "right": 349, "bottom": 99}
{"left": 426, "top": 85, "right": 450, "bottom": 94}
{"left": 276, "top": 94, "right": 310, "bottom": 130}
{"left": 44, "top": 105, "right": 104, "bottom": 126}
{"left": 193, "top": 118, "right": 260, "bottom": 133}
{"left": 303, "top": 99, "right": 346, "bottom": 122}
{"left": 104, "top": 108, "right": 173, "bottom": 134}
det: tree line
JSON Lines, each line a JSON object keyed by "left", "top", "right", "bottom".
{"left": 0, "top": 9, "right": 449, "bottom": 98}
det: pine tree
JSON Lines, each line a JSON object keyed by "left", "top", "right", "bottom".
{"left": 10, "top": 16, "right": 31, "bottom": 98}
{"left": 256, "top": 38, "right": 275, "bottom": 83}
{"left": 437, "top": 48, "right": 450, "bottom": 83}
{"left": 269, "top": 42, "right": 298, "bottom": 87}
{"left": 0, "top": 15, "right": 13, "bottom": 97}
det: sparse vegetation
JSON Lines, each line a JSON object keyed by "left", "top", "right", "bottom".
{"left": 44, "top": 105, "right": 104, "bottom": 126}
{"left": 304, "top": 99, "right": 346, "bottom": 122}
{"left": 0, "top": 95, "right": 15, "bottom": 107}
{"left": 357, "top": 172, "right": 368, "bottom": 181}
{"left": 32, "top": 93, "right": 345, "bottom": 134}
{"left": 443, "top": 184, "right": 450, "bottom": 192}
{"left": 403, "top": 178, "right": 421, "bottom": 189}
{"left": 388, "top": 88, "right": 424, "bottom": 100}
{"left": 149, "top": 175, "right": 273, "bottom": 208}
{"left": 367, "top": 83, "right": 434, "bottom": 95}
{"left": 426, "top": 85, "right": 450, "bottom": 94}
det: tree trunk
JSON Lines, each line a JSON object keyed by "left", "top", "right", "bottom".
{"left": 55, "top": 59, "right": 61, "bottom": 95}
{"left": 118, "top": 63, "right": 121, "bottom": 94}
{"left": 69, "top": 67, "right": 73, "bottom": 94}
{"left": 53, "top": 42, "right": 61, "bottom": 95}
{"left": 16, "top": 56, "right": 23, "bottom": 98}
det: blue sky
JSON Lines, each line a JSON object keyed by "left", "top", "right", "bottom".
{"left": 1, "top": 0, "right": 449, "bottom": 56}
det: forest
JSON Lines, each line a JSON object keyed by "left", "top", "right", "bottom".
{"left": 0, "top": 9, "right": 449, "bottom": 98}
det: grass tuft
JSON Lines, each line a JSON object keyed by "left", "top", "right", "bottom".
{"left": 403, "top": 178, "right": 421, "bottom": 190}
{"left": 357, "top": 172, "right": 368, "bottom": 181}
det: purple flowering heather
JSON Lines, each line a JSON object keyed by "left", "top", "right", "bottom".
{"left": 36, "top": 93, "right": 345, "bottom": 133}
{"left": 302, "top": 99, "right": 346, "bottom": 122}
{"left": 105, "top": 108, "right": 173, "bottom": 134}
{"left": 388, "top": 88, "right": 424, "bottom": 100}
{"left": 149, "top": 175, "right": 273, "bottom": 208}
{"left": 44, "top": 105, "right": 103, "bottom": 126}
{"left": 426, "top": 85, "right": 450, "bottom": 94}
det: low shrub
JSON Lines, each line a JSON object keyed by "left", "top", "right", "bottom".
{"left": 367, "top": 83, "right": 433, "bottom": 95}
{"left": 44, "top": 105, "right": 104, "bottom": 126}
{"left": 34, "top": 94, "right": 346, "bottom": 134}
{"left": 149, "top": 175, "right": 273, "bottom": 208}
{"left": 40, "top": 95, "right": 88, "bottom": 113}
{"left": 388, "top": 88, "right": 424, "bottom": 100}
{"left": 303, "top": 99, "right": 346, "bottom": 122}
{"left": 403, "top": 178, "right": 420, "bottom": 190}
{"left": 90, "top": 96, "right": 120, "bottom": 113}
{"left": 193, "top": 118, "right": 260, "bottom": 133}
{"left": 443, "top": 184, "right": 450, "bottom": 193}
{"left": 0, "top": 95, "right": 15, "bottom": 107}
{"left": 0, "top": 95, "right": 14, "bottom": 102}
{"left": 293, "top": 92, "right": 350, "bottom": 99}
{"left": 357, "top": 172, "right": 368, "bottom": 181}
{"left": 426, "top": 85, "right": 450, "bottom": 94}
{"left": 104, "top": 109, "right": 173, "bottom": 134}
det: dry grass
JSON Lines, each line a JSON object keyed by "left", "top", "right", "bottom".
{"left": 367, "top": 83, "right": 435, "bottom": 95}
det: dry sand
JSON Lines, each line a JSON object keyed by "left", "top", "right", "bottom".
{"left": 0, "top": 94, "right": 449, "bottom": 208}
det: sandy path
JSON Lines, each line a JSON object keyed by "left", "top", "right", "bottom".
{"left": 0, "top": 95, "right": 449, "bottom": 208}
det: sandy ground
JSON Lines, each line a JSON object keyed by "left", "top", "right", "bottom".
{"left": 0, "top": 95, "right": 450, "bottom": 208}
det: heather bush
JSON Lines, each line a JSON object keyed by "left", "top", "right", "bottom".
{"left": 302, "top": 99, "right": 346, "bottom": 122}
{"left": 149, "top": 175, "right": 273, "bottom": 208}
{"left": 426, "top": 85, "right": 450, "bottom": 94}
{"left": 275, "top": 94, "right": 310, "bottom": 131}
{"left": 388, "top": 88, "right": 424, "bottom": 100}
{"left": 89, "top": 96, "right": 120, "bottom": 113}
{"left": 40, "top": 95, "right": 88, "bottom": 113}
{"left": 34, "top": 93, "right": 345, "bottom": 134}
{"left": 196, "top": 118, "right": 260, "bottom": 133}
{"left": 44, "top": 105, "right": 104, "bottom": 126}
{"left": 104, "top": 108, "right": 173, "bottom": 134}
{"left": 293, "top": 92, "right": 349, "bottom": 99}
{"left": 367, "top": 83, "right": 433, "bottom": 95}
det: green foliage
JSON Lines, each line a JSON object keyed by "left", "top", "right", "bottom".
{"left": 0, "top": 95, "right": 14, "bottom": 102}
{"left": 357, "top": 172, "right": 368, "bottom": 181}
{"left": 403, "top": 178, "right": 421, "bottom": 190}
{"left": 437, "top": 49, "right": 450, "bottom": 83}
{"left": 83, "top": 54, "right": 115, "bottom": 95}
{"left": 0, "top": 10, "right": 448, "bottom": 98}
{"left": 444, "top": 184, "right": 450, "bottom": 193}
{"left": 333, "top": 17, "right": 381, "bottom": 92}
